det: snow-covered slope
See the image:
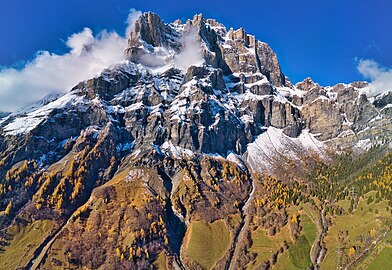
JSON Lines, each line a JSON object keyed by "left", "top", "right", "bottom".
{"left": 245, "top": 127, "right": 325, "bottom": 175}
{"left": 3, "top": 92, "right": 85, "bottom": 135}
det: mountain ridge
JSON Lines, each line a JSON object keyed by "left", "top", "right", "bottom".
{"left": 0, "top": 11, "right": 391, "bottom": 270}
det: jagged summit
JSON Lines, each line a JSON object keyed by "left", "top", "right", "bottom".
{"left": 128, "top": 12, "right": 180, "bottom": 49}
{"left": 295, "top": 77, "right": 318, "bottom": 91}
{"left": 126, "top": 12, "right": 286, "bottom": 86}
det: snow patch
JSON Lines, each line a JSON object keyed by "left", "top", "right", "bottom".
{"left": 246, "top": 127, "right": 324, "bottom": 173}
{"left": 226, "top": 152, "right": 246, "bottom": 169}
{"left": 3, "top": 92, "right": 84, "bottom": 135}
{"left": 355, "top": 138, "right": 372, "bottom": 151}
{"left": 160, "top": 141, "right": 195, "bottom": 159}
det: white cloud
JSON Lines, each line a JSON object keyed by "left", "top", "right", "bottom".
{"left": 126, "top": 8, "right": 142, "bottom": 37}
{"left": 0, "top": 9, "right": 142, "bottom": 112}
{"left": 174, "top": 28, "right": 204, "bottom": 70}
{"left": 132, "top": 26, "right": 204, "bottom": 71}
{"left": 357, "top": 59, "right": 392, "bottom": 96}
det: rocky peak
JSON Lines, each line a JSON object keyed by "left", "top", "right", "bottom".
{"left": 0, "top": 111, "right": 10, "bottom": 119}
{"left": 227, "top": 27, "right": 256, "bottom": 48}
{"left": 125, "top": 13, "right": 286, "bottom": 87}
{"left": 1, "top": 13, "right": 391, "bottom": 171}
{"left": 350, "top": 81, "right": 369, "bottom": 89}
{"left": 127, "top": 12, "right": 182, "bottom": 61}
{"left": 129, "top": 12, "right": 171, "bottom": 48}
{"left": 191, "top": 13, "right": 204, "bottom": 24}
{"left": 295, "top": 77, "right": 319, "bottom": 91}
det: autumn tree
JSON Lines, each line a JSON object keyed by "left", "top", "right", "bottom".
{"left": 348, "top": 246, "right": 356, "bottom": 257}
{"left": 5, "top": 200, "right": 12, "bottom": 215}
{"left": 370, "top": 228, "right": 376, "bottom": 238}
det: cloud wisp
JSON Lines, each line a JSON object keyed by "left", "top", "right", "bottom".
{"left": 0, "top": 9, "right": 141, "bottom": 112}
{"left": 174, "top": 28, "right": 204, "bottom": 71}
{"left": 133, "top": 27, "right": 204, "bottom": 71}
{"left": 357, "top": 59, "right": 392, "bottom": 96}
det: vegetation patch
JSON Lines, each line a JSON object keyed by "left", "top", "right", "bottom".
{"left": 300, "top": 214, "right": 317, "bottom": 249}
{"left": 0, "top": 219, "right": 53, "bottom": 269}
{"left": 321, "top": 195, "right": 391, "bottom": 269}
{"left": 186, "top": 219, "right": 231, "bottom": 269}
{"left": 273, "top": 220, "right": 313, "bottom": 270}
{"left": 249, "top": 225, "right": 291, "bottom": 265}
{"left": 153, "top": 251, "right": 170, "bottom": 270}
{"left": 366, "top": 247, "right": 392, "bottom": 270}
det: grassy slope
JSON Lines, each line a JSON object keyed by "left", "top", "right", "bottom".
{"left": 153, "top": 251, "right": 170, "bottom": 270}
{"left": 273, "top": 209, "right": 316, "bottom": 270}
{"left": 274, "top": 235, "right": 312, "bottom": 270}
{"left": 0, "top": 219, "right": 53, "bottom": 269}
{"left": 357, "top": 230, "right": 392, "bottom": 269}
{"left": 301, "top": 214, "right": 317, "bottom": 248}
{"left": 366, "top": 247, "right": 392, "bottom": 270}
{"left": 249, "top": 225, "right": 291, "bottom": 266}
{"left": 248, "top": 203, "right": 317, "bottom": 270}
{"left": 321, "top": 193, "right": 391, "bottom": 270}
{"left": 185, "top": 219, "right": 231, "bottom": 269}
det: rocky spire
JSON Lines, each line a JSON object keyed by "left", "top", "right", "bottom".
{"left": 125, "top": 12, "right": 286, "bottom": 86}
{"left": 296, "top": 77, "right": 319, "bottom": 91}
{"left": 127, "top": 12, "right": 180, "bottom": 50}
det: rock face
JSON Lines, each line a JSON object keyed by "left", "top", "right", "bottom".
{"left": 374, "top": 91, "right": 392, "bottom": 108}
{"left": 129, "top": 12, "right": 180, "bottom": 49}
{"left": 126, "top": 13, "right": 286, "bottom": 87}
{"left": 0, "top": 11, "right": 391, "bottom": 270}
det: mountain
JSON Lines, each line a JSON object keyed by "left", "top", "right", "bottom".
{"left": 0, "top": 12, "right": 391, "bottom": 270}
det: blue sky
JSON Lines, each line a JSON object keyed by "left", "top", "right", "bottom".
{"left": 0, "top": 0, "right": 391, "bottom": 110}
